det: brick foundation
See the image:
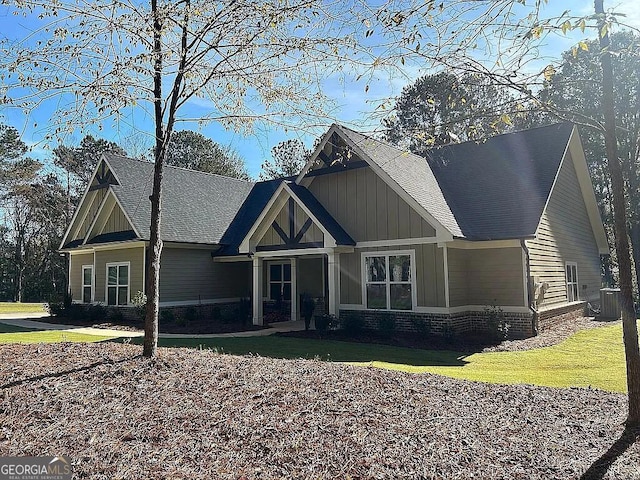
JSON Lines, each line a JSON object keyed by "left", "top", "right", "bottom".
{"left": 339, "top": 309, "right": 535, "bottom": 338}
{"left": 536, "top": 302, "right": 587, "bottom": 333}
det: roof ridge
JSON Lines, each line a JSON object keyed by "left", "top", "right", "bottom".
{"left": 104, "top": 152, "right": 255, "bottom": 185}
{"left": 427, "top": 122, "right": 571, "bottom": 153}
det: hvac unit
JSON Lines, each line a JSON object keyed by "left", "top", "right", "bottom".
{"left": 599, "top": 288, "right": 621, "bottom": 320}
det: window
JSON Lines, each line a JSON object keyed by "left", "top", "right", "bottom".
{"left": 106, "top": 262, "right": 129, "bottom": 306}
{"left": 82, "top": 265, "right": 93, "bottom": 303}
{"left": 566, "top": 262, "right": 578, "bottom": 302}
{"left": 363, "top": 251, "right": 414, "bottom": 310}
{"left": 269, "top": 262, "right": 291, "bottom": 302}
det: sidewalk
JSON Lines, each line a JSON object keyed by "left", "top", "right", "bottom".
{"left": 0, "top": 313, "right": 306, "bottom": 339}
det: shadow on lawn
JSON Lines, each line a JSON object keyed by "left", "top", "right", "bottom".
{"left": 580, "top": 426, "right": 640, "bottom": 480}
{"left": 115, "top": 336, "right": 470, "bottom": 366}
{"left": 0, "top": 356, "right": 138, "bottom": 390}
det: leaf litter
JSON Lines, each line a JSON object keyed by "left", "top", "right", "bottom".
{"left": 0, "top": 342, "right": 638, "bottom": 479}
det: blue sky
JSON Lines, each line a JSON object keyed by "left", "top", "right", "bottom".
{"left": 1, "top": 0, "right": 637, "bottom": 179}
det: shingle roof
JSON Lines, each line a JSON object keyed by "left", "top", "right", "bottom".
{"left": 336, "top": 125, "right": 463, "bottom": 237}
{"left": 216, "top": 178, "right": 285, "bottom": 256}
{"left": 336, "top": 123, "right": 573, "bottom": 241}
{"left": 426, "top": 123, "right": 573, "bottom": 240}
{"left": 287, "top": 183, "right": 355, "bottom": 246}
{"left": 104, "top": 153, "right": 255, "bottom": 244}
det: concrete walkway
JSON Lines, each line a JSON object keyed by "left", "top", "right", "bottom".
{"left": 0, "top": 313, "right": 307, "bottom": 339}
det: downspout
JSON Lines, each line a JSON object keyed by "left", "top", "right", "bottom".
{"left": 521, "top": 239, "right": 539, "bottom": 336}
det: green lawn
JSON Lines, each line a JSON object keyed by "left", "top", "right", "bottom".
{"left": 125, "top": 324, "right": 634, "bottom": 393}
{"left": 0, "top": 329, "right": 114, "bottom": 344}
{"left": 358, "top": 324, "right": 635, "bottom": 393}
{"left": 0, "top": 302, "right": 47, "bottom": 314}
{"left": 0, "top": 323, "right": 37, "bottom": 333}
{"left": 123, "top": 335, "right": 467, "bottom": 366}
{"left": 1, "top": 320, "right": 635, "bottom": 393}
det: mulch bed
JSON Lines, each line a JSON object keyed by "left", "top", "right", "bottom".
{"left": 1, "top": 342, "right": 638, "bottom": 479}
{"left": 280, "top": 316, "right": 617, "bottom": 353}
{"left": 50, "top": 314, "right": 264, "bottom": 335}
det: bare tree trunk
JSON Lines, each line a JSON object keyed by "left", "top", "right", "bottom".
{"left": 143, "top": 0, "right": 165, "bottom": 358}
{"left": 630, "top": 222, "right": 640, "bottom": 296}
{"left": 595, "top": 0, "right": 640, "bottom": 427}
{"left": 142, "top": 0, "right": 191, "bottom": 358}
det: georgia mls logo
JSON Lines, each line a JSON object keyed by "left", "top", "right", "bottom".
{"left": 0, "top": 456, "right": 72, "bottom": 480}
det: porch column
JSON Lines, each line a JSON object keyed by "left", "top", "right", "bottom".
{"left": 291, "top": 257, "right": 298, "bottom": 321}
{"left": 252, "top": 256, "right": 263, "bottom": 325}
{"left": 327, "top": 252, "right": 341, "bottom": 316}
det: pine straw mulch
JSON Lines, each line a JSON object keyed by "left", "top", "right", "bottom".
{"left": 485, "top": 317, "right": 621, "bottom": 352}
{"left": 1, "top": 343, "right": 639, "bottom": 479}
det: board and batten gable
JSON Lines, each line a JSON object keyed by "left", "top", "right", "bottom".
{"left": 159, "top": 247, "right": 251, "bottom": 303}
{"left": 447, "top": 247, "right": 525, "bottom": 307}
{"left": 527, "top": 150, "right": 602, "bottom": 308}
{"left": 307, "top": 166, "right": 436, "bottom": 243}
{"left": 257, "top": 201, "right": 324, "bottom": 248}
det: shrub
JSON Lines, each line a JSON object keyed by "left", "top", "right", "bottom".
{"left": 238, "top": 297, "right": 251, "bottom": 326}
{"left": 485, "top": 304, "right": 510, "bottom": 340}
{"left": 88, "top": 304, "right": 107, "bottom": 323}
{"left": 131, "top": 291, "right": 147, "bottom": 320}
{"left": 341, "top": 313, "right": 364, "bottom": 337}
{"left": 109, "top": 308, "right": 125, "bottom": 324}
{"left": 65, "top": 304, "right": 84, "bottom": 321}
{"left": 160, "top": 309, "right": 176, "bottom": 324}
{"left": 49, "top": 302, "right": 64, "bottom": 317}
{"left": 412, "top": 317, "right": 432, "bottom": 336}
{"left": 184, "top": 306, "right": 198, "bottom": 323}
{"left": 377, "top": 313, "right": 396, "bottom": 336}
{"left": 211, "top": 306, "right": 221, "bottom": 321}
{"left": 315, "top": 313, "right": 337, "bottom": 332}
{"left": 441, "top": 320, "right": 456, "bottom": 341}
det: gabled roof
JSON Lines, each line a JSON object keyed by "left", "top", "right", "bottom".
{"left": 301, "top": 122, "right": 582, "bottom": 242}
{"left": 426, "top": 123, "right": 574, "bottom": 240}
{"left": 216, "top": 178, "right": 285, "bottom": 255}
{"left": 104, "top": 153, "right": 254, "bottom": 244}
{"left": 335, "top": 125, "right": 463, "bottom": 238}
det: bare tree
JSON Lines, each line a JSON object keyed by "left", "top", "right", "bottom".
{"left": 2, "top": 0, "right": 378, "bottom": 356}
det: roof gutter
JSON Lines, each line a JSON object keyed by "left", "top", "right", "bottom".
{"left": 520, "top": 239, "right": 539, "bottom": 335}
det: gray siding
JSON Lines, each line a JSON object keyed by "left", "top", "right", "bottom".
{"left": 298, "top": 257, "right": 324, "bottom": 298}
{"left": 94, "top": 246, "right": 144, "bottom": 304}
{"left": 160, "top": 248, "right": 251, "bottom": 302}
{"left": 308, "top": 166, "right": 436, "bottom": 242}
{"left": 448, "top": 247, "right": 525, "bottom": 307}
{"left": 69, "top": 252, "right": 94, "bottom": 302}
{"left": 527, "top": 153, "right": 602, "bottom": 307}
{"left": 340, "top": 244, "right": 446, "bottom": 307}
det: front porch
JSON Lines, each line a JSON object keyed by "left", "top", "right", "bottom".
{"left": 251, "top": 249, "right": 343, "bottom": 326}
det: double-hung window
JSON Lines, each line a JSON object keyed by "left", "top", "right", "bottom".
{"left": 363, "top": 251, "right": 415, "bottom": 310}
{"left": 566, "top": 262, "right": 578, "bottom": 302}
{"left": 106, "top": 262, "right": 130, "bottom": 306}
{"left": 82, "top": 265, "right": 93, "bottom": 303}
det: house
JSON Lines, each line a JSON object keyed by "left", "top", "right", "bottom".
{"left": 59, "top": 123, "right": 608, "bottom": 337}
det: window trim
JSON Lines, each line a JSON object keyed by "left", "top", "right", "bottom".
{"left": 361, "top": 250, "right": 417, "bottom": 311}
{"left": 105, "top": 261, "right": 130, "bottom": 306}
{"left": 565, "top": 261, "right": 579, "bottom": 302}
{"left": 267, "top": 260, "right": 292, "bottom": 302}
{"left": 81, "top": 264, "right": 94, "bottom": 303}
